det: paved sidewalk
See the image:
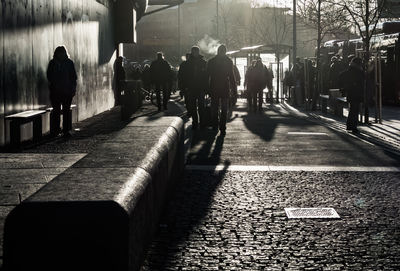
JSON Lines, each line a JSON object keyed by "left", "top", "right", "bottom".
{"left": 282, "top": 103, "right": 400, "bottom": 155}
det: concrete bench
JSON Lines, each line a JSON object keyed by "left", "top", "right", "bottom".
{"left": 319, "top": 94, "right": 329, "bottom": 113}
{"left": 5, "top": 110, "right": 46, "bottom": 146}
{"left": 3, "top": 116, "right": 184, "bottom": 271}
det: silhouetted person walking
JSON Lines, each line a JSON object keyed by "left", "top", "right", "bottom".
{"left": 141, "top": 64, "right": 151, "bottom": 92}
{"left": 183, "top": 46, "right": 208, "bottom": 130}
{"left": 246, "top": 59, "right": 268, "bottom": 112}
{"left": 244, "top": 60, "right": 257, "bottom": 111}
{"left": 207, "top": 45, "right": 237, "bottom": 136}
{"left": 340, "top": 57, "right": 364, "bottom": 133}
{"left": 114, "top": 56, "right": 126, "bottom": 106}
{"left": 47, "top": 46, "right": 77, "bottom": 138}
{"left": 150, "top": 52, "right": 172, "bottom": 111}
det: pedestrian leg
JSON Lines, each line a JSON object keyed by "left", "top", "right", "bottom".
{"left": 247, "top": 91, "right": 253, "bottom": 111}
{"left": 219, "top": 97, "right": 229, "bottom": 134}
{"left": 198, "top": 94, "right": 205, "bottom": 129}
{"left": 62, "top": 96, "right": 73, "bottom": 136}
{"left": 251, "top": 90, "right": 257, "bottom": 112}
{"left": 162, "top": 83, "right": 169, "bottom": 110}
{"left": 211, "top": 97, "right": 219, "bottom": 130}
{"left": 51, "top": 97, "right": 62, "bottom": 136}
{"left": 347, "top": 102, "right": 360, "bottom": 131}
{"left": 257, "top": 90, "right": 263, "bottom": 111}
{"left": 155, "top": 83, "right": 162, "bottom": 111}
{"left": 187, "top": 96, "right": 198, "bottom": 129}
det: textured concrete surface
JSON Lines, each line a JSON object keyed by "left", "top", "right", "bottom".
{"left": 0, "top": 153, "right": 85, "bottom": 262}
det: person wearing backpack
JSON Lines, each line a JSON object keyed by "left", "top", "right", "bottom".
{"left": 47, "top": 46, "right": 77, "bottom": 138}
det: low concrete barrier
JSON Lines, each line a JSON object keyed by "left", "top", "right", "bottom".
{"left": 3, "top": 116, "right": 184, "bottom": 271}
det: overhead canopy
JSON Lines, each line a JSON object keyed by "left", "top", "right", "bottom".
{"left": 148, "top": 0, "right": 184, "bottom": 5}
{"left": 227, "top": 44, "right": 292, "bottom": 57}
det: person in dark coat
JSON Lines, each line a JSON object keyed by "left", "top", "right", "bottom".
{"left": 150, "top": 52, "right": 172, "bottom": 111}
{"left": 178, "top": 53, "right": 191, "bottom": 100}
{"left": 141, "top": 64, "right": 151, "bottom": 91}
{"left": 114, "top": 56, "right": 126, "bottom": 106}
{"left": 329, "top": 56, "right": 344, "bottom": 89}
{"left": 283, "top": 69, "right": 294, "bottom": 99}
{"left": 232, "top": 64, "right": 241, "bottom": 106}
{"left": 339, "top": 57, "right": 364, "bottom": 133}
{"left": 47, "top": 46, "right": 77, "bottom": 138}
{"left": 183, "top": 46, "right": 208, "bottom": 130}
{"left": 207, "top": 45, "right": 237, "bottom": 135}
{"left": 244, "top": 60, "right": 257, "bottom": 111}
{"left": 291, "top": 57, "right": 304, "bottom": 105}
{"left": 246, "top": 59, "right": 268, "bottom": 112}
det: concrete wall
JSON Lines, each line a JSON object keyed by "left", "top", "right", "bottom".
{"left": 0, "top": 0, "right": 119, "bottom": 146}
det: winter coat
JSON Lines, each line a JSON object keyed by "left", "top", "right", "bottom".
{"left": 183, "top": 55, "right": 208, "bottom": 96}
{"left": 247, "top": 65, "right": 266, "bottom": 92}
{"left": 207, "top": 55, "right": 236, "bottom": 98}
{"left": 246, "top": 64, "right": 273, "bottom": 92}
{"left": 150, "top": 58, "right": 172, "bottom": 85}
{"left": 339, "top": 63, "right": 364, "bottom": 103}
{"left": 47, "top": 57, "right": 77, "bottom": 98}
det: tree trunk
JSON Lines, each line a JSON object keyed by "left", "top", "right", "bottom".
{"left": 314, "top": 0, "right": 322, "bottom": 110}
{"left": 276, "top": 51, "right": 280, "bottom": 103}
{"left": 364, "top": 0, "right": 370, "bottom": 124}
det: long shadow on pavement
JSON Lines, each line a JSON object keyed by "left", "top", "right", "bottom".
{"left": 142, "top": 131, "right": 230, "bottom": 270}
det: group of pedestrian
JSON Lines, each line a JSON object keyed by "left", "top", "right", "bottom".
{"left": 178, "top": 45, "right": 237, "bottom": 136}
{"left": 244, "top": 58, "right": 273, "bottom": 112}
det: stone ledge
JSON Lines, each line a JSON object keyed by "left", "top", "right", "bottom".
{"left": 3, "top": 116, "right": 184, "bottom": 271}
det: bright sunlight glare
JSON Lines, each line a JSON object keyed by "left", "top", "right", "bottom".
{"left": 250, "top": 0, "right": 289, "bottom": 9}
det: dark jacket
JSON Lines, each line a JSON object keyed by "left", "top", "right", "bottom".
{"left": 207, "top": 55, "right": 236, "bottom": 98}
{"left": 246, "top": 64, "right": 273, "bottom": 92}
{"left": 246, "top": 64, "right": 266, "bottom": 92}
{"left": 233, "top": 65, "right": 241, "bottom": 86}
{"left": 339, "top": 62, "right": 364, "bottom": 103}
{"left": 329, "top": 60, "right": 344, "bottom": 89}
{"left": 183, "top": 55, "right": 208, "bottom": 95}
{"left": 150, "top": 58, "right": 172, "bottom": 85}
{"left": 178, "top": 60, "right": 188, "bottom": 90}
{"left": 47, "top": 57, "right": 77, "bottom": 98}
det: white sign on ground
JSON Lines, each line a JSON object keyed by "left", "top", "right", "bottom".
{"left": 285, "top": 208, "right": 340, "bottom": 219}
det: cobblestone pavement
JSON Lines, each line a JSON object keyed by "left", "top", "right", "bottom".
{"left": 142, "top": 170, "right": 400, "bottom": 271}
{"left": 143, "top": 99, "right": 400, "bottom": 270}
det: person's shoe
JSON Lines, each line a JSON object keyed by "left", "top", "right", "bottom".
{"left": 352, "top": 129, "right": 360, "bottom": 134}
{"left": 220, "top": 129, "right": 226, "bottom": 136}
{"left": 63, "top": 131, "right": 72, "bottom": 138}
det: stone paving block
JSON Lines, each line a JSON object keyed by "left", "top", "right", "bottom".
{"left": 0, "top": 153, "right": 86, "bottom": 169}
{"left": 142, "top": 171, "right": 400, "bottom": 270}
